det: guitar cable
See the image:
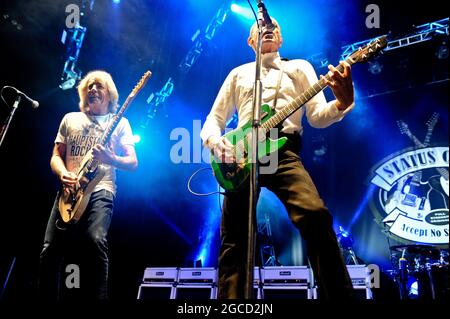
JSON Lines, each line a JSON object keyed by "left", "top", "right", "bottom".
{"left": 0, "top": 87, "right": 8, "bottom": 106}
{"left": 187, "top": 167, "right": 226, "bottom": 196}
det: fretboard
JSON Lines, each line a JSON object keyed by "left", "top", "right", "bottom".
{"left": 87, "top": 91, "right": 136, "bottom": 170}
{"left": 261, "top": 57, "right": 352, "bottom": 133}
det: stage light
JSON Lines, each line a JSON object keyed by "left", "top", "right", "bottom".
{"left": 195, "top": 249, "right": 207, "bottom": 267}
{"left": 230, "top": 3, "right": 254, "bottom": 20}
{"left": 337, "top": 226, "right": 354, "bottom": 249}
{"left": 59, "top": 77, "right": 76, "bottom": 90}
{"left": 132, "top": 134, "right": 141, "bottom": 144}
{"left": 112, "top": 0, "right": 120, "bottom": 4}
{"left": 193, "top": 209, "right": 220, "bottom": 267}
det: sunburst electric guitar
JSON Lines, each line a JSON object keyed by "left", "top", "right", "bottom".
{"left": 211, "top": 36, "right": 388, "bottom": 191}
{"left": 58, "top": 71, "right": 152, "bottom": 224}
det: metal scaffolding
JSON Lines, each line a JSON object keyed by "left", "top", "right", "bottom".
{"left": 258, "top": 212, "right": 279, "bottom": 267}
{"left": 341, "top": 18, "right": 449, "bottom": 60}
{"left": 60, "top": 25, "right": 86, "bottom": 90}
{"left": 307, "top": 18, "right": 449, "bottom": 67}
{"left": 179, "top": 2, "right": 231, "bottom": 74}
{"left": 143, "top": 2, "right": 231, "bottom": 124}
{"left": 140, "top": 77, "right": 174, "bottom": 128}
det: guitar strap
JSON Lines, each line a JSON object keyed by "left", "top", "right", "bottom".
{"left": 87, "top": 113, "right": 113, "bottom": 132}
{"left": 272, "top": 59, "right": 285, "bottom": 110}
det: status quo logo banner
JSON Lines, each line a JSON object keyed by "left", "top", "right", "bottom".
{"left": 369, "top": 146, "right": 449, "bottom": 244}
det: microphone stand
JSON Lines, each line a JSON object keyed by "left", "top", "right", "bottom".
{"left": 0, "top": 95, "right": 21, "bottom": 148}
{"left": 244, "top": 6, "right": 265, "bottom": 299}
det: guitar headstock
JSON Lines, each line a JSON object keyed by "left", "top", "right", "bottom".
{"left": 130, "top": 71, "right": 152, "bottom": 97}
{"left": 426, "top": 112, "right": 439, "bottom": 130}
{"left": 348, "top": 36, "right": 388, "bottom": 64}
{"left": 397, "top": 120, "right": 411, "bottom": 136}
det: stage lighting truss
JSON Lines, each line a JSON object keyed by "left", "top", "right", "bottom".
{"left": 59, "top": 25, "right": 87, "bottom": 90}
{"left": 142, "top": 2, "right": 231, "bottom": 125}
{"left": 307, "top": 18, "right": 449, "bottom": 68}
{"left": 179, "top": 1, "right": 231, "bottom": 74}
{"left": 140, "top": 77, "right": 174, "bottom": 128}
{"left": 146, "top": 77, "right": 174, "bottom": 119}
{"left": 258, "top": 212, "right": 280, "bottom": 267}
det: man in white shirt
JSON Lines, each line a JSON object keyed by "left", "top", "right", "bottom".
{"left": 201, "top": 20, "right": 355, "bottom": 299}
{"left": 39, "top": 70, "right": 138, "bottom": 300}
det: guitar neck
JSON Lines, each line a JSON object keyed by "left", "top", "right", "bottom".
{"left": 87, "top": 93, "right": 136, "bottom": 171}
{"left": 405, "top": 132, "right": 424, "bottom": 149}
{"left": 424, "top": 113, "right": 439, "bottom": 147}
{"left": 423, "top": 127, "right": 433, "bottom": 147}
{"left": 261, "top": 57, "right": 354, "bottom": 132}
{"left": 82, "top": 70, "right": 151, "bottom": 173}
{"left": 98, "top": 96, "right": 133, "bottom": 146}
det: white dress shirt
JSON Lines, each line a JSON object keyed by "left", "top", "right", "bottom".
{"left": 200, "top": 51, "right": 354, "bottom": 144}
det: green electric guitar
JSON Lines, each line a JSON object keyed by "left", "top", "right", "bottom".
{"left": 211, "top": 36, "right": 388, "bottom": 191}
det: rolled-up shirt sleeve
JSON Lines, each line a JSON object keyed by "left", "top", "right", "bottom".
{"left": 296, "top": 60, "right": 354, "bottom": 129}
{"left": 200, "top": 70, "right": 237, "bottom": 145}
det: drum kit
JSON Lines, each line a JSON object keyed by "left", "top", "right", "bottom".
{"left": 389, "top": 244, "right": 449, "bottom": 300}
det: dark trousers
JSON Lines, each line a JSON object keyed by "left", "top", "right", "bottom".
{"left": 38, "top": 189, "right": 114, "bottom": 300}
{"left": 218, "top": 137, "right": 354, "bottom": 299}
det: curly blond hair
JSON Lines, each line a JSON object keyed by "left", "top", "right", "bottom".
{"left": 77, "top": 70, "right": 119, "bottom": 113}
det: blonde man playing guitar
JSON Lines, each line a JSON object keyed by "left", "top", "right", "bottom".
{"left": 39, "top": 70, "right": 138, "bottom": 300}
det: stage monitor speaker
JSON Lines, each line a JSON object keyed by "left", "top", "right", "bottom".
{"left": 261, "top": 285, "right": 313, "bottom": 299}
{"left": 178, "top": 267, "right": 217, "bottom": 285}
{"left": 261, "top": 266, "right": 314, "bottom": 299}
{"left": 262, "top": 266, "right": 311, "bottom": 285}
{"left": 174, "top": 267, "right": 217, "bottom": 300}
{"left": 347, "top": 265, "right": 373, "bottom": 299}
{"left": 173, "top": 284, "right": 217, "bottom": 300}
{"left": 137, "top": 283, "right": 175, "bottom": 299}
{"left": 142, "top": 267, "right": 178, "bottom": 284}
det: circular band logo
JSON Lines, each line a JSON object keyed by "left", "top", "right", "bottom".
{"left": 369, "top": 146, "right": 449, "bottom": 245}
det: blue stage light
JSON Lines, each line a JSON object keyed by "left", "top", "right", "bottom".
{"left": 133, "top": 134, "right": 141, "bottom": 144}
{"left": 193, "top": 209, "right": 221, "bottom": 267}
{"left": 230, "top": 3, "right": 254, "bottom": 20}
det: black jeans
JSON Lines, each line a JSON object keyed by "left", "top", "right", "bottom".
{"left": 38, "top": 189, "right": 114, "bottom": 300}
{"left": 218, "top": 136, "right": 354, "bottom": 299}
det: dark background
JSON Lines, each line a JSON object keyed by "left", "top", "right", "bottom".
{"left": 0, "top": 0, "right": 448, "bottom": 301}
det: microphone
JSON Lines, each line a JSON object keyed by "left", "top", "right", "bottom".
{"left": 256, "top": 0, "right": 275, "bottom": 31}
{"left": 2, "top": 86, "right": 39, "bottom": 109}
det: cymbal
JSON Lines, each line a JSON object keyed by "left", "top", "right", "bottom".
{"left": 390, "top": 244, "right": 441, "bottom": 257}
